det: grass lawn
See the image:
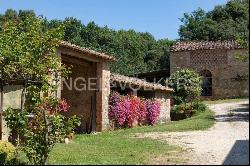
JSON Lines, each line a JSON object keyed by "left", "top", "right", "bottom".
{"left": 19, "top": 109, "right": 215, "bottom": 165}
{"left": 203, "top": 98, "right": 248, "bottom": 105}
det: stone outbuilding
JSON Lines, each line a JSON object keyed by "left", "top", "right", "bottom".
{"left": 170, "top": 40, "right": 249, "bottom": 99}
{"left": 58, "top": 41, "right": 116, "bottom": 133}
{"left": 0, "top": 41, "right": 115, "bottom": 140}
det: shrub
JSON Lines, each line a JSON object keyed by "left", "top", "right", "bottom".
{"left": 147, "top": 100, "right": 161, "bottom": 125}
{"left": 171, "top": 105, "right": 183, "bottom": 113}
{"left": 127, "top": 95, "right": 140, "bottom": 127}
{"left": 171, "top": 103, "right": 195, "bottom": 121}
{"left": 108, "top": 92, "right": 161, "bottom": 128}
{"left": 0, "top": 141, "right": 16, "bottom": 165}
{"left": 172, "top": 96, "right": 184, "bottom": 105}
{"left": 171, "top": 101, "right": 207, "bottom": 121}
{"left": 4, "top": 98, "right": 80, "bottom": 165}
{"left": 117, "top": 96, "right": 131, "bottom": 127}
{"left": 171, "top": 104, "right": 194, "bottom": 115}
{"left": 64, "top": 115, "right": 81, "bottom": 135}
{"left": 167, "top": 69, "right": 202, "bottom": 104}
{"left": 138, "top": 99, "right": 147, "bottom": 125}
{"left": 192, "top": 101, "right": 207, "bottom": 112}
{"left": 108, "top": 91, "right": 122, "bottom": 125}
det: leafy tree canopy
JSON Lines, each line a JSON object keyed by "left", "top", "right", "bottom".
{"left": 179, "top": 0, "right": 249, "bottom": 41}
{"left": 0, "top": 12, "right": 67, "bottom": 84}
{"left": 1, "top": 0, "right": 248, "bottom": 75}
{"left": 0, "top": 9, "right": 174, "bottom": 75}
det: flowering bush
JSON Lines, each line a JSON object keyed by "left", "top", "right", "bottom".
{"left": 108, "top": 91, "right": 161, "bottom": 128}
{"left": 37, "top": 98, "right": 69, "bottom": 115}
{"left": 4, "top": 96, "right": 80, "bottom": 165}
{"left": 138, "top": 99, "right": 147, "bottom": 124}
{"left": 127, "top": 96, "right": 140, "bottom": 127}
{"left": 108, "top": 92, "right": 120, "bottom": 121}
{"left": 117, "top": 96, "right": 131, "bottom": 126}
{"left": 146, "top": 100, "right": 161, "bottom": 125}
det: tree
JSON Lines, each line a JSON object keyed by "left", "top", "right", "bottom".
{"left": 0, "top": 9, "right": 174, "bottom": 75}
{"left": 179, "top": 0, "right": 249, "bottom": 41}
{"left": 234, "top": 35, "right": 249, "bottom": 62}
{"left": 1, "top": 15, "right": 79, "bottom": 165}
{"left": 48, "top": 17, "right": 174, "bottom": 75}
{"left": 167, "top": 69, "right": 202, "bottom": 105}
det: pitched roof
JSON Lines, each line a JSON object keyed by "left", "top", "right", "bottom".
{"left": 59, "top": 41, "right": 116, "bottom": 61}
{"left": 110, "top": 73, "right": 173, "bottom": 92}
{"left": 171, "top": 40, "right": 243, "bottom": 52}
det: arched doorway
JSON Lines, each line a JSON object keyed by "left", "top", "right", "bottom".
{"left": 200, "top": 70, "right": 212, "bottom": 96}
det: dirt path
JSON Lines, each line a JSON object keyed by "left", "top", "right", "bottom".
{"left": 137, "top": 101, "right": 249, "bottom": 165}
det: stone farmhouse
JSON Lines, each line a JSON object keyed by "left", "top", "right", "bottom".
{"left": 170, "top": 41, "right": 249, "bottom": 99}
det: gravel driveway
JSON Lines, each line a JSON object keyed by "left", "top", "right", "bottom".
{"left": 137, "top": 100, "right": 249, "bottom": 165}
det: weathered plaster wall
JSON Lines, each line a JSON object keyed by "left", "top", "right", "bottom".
{"left": 170, "top": 49, "right": 249, "bottom": 99}
{"left": 1, "top": 85, "right": 22, "bottom": 140}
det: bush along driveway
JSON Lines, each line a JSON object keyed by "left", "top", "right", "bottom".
{"left": 136, "top": 100, "right": 249, "bottom": 165}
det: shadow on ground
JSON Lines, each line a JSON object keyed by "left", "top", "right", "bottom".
{"left": 215, "top": 104, "right": 249, "bottom": 122}
{"left": 223, "top": 140, "right": 249, "bottom": 165}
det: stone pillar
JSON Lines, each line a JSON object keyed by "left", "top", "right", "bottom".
{"left": 155, "top": 91, "right": 171, "bottom": 124}
{"left": 96, "top": 62, "right": 110, "bottom": 131}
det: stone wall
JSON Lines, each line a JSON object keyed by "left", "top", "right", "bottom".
{"left": 170, "top": 49, "right": 249, "bottom": 99}
{"left": 61, "top": 55, "right": 97, "bottom": 133}
{"left": 155, "top": 91, "right": 171, "bottom": 124}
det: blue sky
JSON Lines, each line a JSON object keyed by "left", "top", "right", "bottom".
{"left": 0, "top": 0, "right": 228, "bottom": 40}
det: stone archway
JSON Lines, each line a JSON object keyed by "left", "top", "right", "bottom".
{"left": 200, "top": 70, "right": 212, "bottom": 96}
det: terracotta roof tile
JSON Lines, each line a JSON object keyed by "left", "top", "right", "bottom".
{"left": 171, "top": 40, "right": 243, "bottom": 52}
{"left": 59, "top": 41, "right": 116, "bottom": 61}
{"left": 110, "top": 73, "right": 173, "bottom": 92}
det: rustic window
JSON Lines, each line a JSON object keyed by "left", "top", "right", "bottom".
{"left": 200, "top": 70, "right": 212, "bottom": 96}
